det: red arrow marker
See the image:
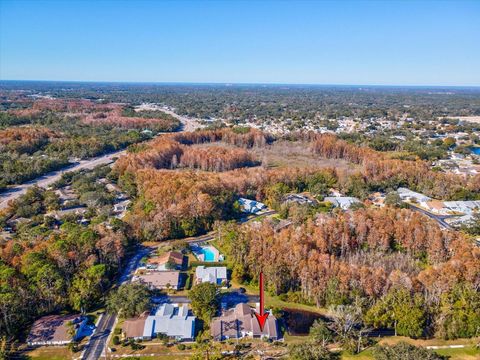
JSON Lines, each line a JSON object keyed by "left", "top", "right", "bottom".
{"left": 253, "top": 272, "right": 268, "bottom": 331}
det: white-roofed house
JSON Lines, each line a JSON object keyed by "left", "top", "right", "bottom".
{"left": 396, "top": 188, "right": 431, "bottom": 204}
{"left": 324, "top": 196, "right": 361, "bottom": 210}
{"left": 238, "top": 198, "right": 266, "bottom": 214}
{"left": 195, "top": 266, "right": 228, "bottom": 287}
{"left": 443, "top": 201, "right": 480, "bottom": 215}
{"left": 447, "top": 214, "right": 475, "bottom": 227}
{"left": 143, "top": 304, "right": 195, "bottom": 341}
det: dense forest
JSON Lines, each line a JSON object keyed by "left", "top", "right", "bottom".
{"left": 311, "top": 134, "right": 480, "bottom": 200}
{"left": 0, "top": 98, "right": 180, "bottom": 189}
{"left": 3, "top": 82, "right": 480, "bottom": 121}
{"left": 110, "top": 129, "right": 479, "bottom": 246}
{"left": 0, "top": 193, "right": 131, "bottom": 339}
{"left": 1, "top": 84, "right": 480, "bottom": 352}
{"left": 216, "top": 208, "right": 480, "bottom": 339}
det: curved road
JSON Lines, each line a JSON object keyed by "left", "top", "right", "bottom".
{"left": 81, "top": 246, "right": 150, "bottom": 360}
{"left": 407, "top": 204, "right": 455, "bottom": 230}
{"left": 79, "top": 109, "right": 203, "bottom": 360}
{"left": 0, "top": 150, "right": 126, "bottom": 210}
{"left": 0, "top": 108, "right": 202, "bottom": 211}
{"left": 81, "top": 210, "right": 277, "bottom": 359}
{"left": 159, "top": 108, "right": 202, "bottom": 133}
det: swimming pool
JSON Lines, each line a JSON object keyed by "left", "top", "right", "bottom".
{"left": 471, "top": 147, "right": 480, "bottom": 155}
{"left": 201, "top": 247, "right": 216, "bottom": 262}
{"left": 191, "top": 244, "right": 221, "bottom": 262}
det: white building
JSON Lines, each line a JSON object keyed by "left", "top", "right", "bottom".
{"left": 443, "top": 201, "right": 480, "bottom": 215}
{"left": 397, "top": 188, "right": 431, "bottom": 204}
{"left": 238, "top": 198, "right": 266, "bottom": 214}
{"left": 143, "top": 304, "right": 196, "bottom": 341}
{"left": 324, "top": 196, "right": 361, "bottom": 210}
{"left": 113, "top": 199, "right": 131, "bottom": 214}
{"left": 447, "top": 214, "right": 475, "bottom": 227}
{"left": 195, "top": 266, "right": 228, "bottom": 286}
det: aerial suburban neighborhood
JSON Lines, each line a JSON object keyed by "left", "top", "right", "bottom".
{"left": 2, "top": 85, "right": 478, "bottom": 359}
{"left": 1, "top": 1, "right": 480, "bottom": 360}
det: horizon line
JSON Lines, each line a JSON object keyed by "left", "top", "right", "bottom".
{"left": 0, "top": 79, "right": 480, "bottom": 89}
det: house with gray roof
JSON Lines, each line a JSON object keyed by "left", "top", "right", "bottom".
{"left": 195, "top": 266, "right": 227, "bottom": 287}
{"left": 143, "top": 304, "right": 195, "bottom": 341}
{"left": 211, "top": 303, "right": 279, "bottom": 341}
{"left": 238, "top": 198, "right": 266, "bottom": 214}
{"left": 396, "top": 188, "right": 431, "bottom": 203}
{"left": 324, "top": 196, "right": 361, "bottom": 210}
{"left": 443, "top": 200, "right": 480, "bottom": 215}
{"left": 133, "top": 271, "right": 180, "bottom": 290}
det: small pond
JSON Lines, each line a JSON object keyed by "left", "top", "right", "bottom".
{"left": 282, "top": 308, "right": 327, "bottom": 335}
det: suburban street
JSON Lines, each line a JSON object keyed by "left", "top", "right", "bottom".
{"left": 82, "top": 246, "right": 151, "bottom": 360}
{"left": 81, "top": 208, "right": 276, "bottom": 359}
{"left": 408, "top": 204, "right": 456, "bottom": 230}
{"left": 0, "top": 107, "right": 201, "bottom": 212}
{"left": 152, "top": 293, "right": 260, "bottom": 305}
{"left": 0, "top": 150, "right": 126, "bottom": 210}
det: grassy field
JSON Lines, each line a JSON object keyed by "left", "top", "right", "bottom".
{"left": 435, "top": 346, "right": 480, "bottom": 359}
{"left": 340, "top": 346, "right": 480, "bottom": 360}
{"left": 377, "top": 336, "right": 479, "bottom": 347}
{"left": 23, "top": 347, "right": 71, "bottom": 360}
{"left": 340, "top": 349, "right": 375, "bottom": 360}
{"left": 339, "top": 336, "right": 480, "bottom": 360}
{"left": 25, "top": 340, "right": 479, "bottom": 360}
{"left": 229, "top": 278, "right": 327, "bottom": 315}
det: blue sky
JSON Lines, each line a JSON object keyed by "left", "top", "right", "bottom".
{"left": 0, "top": 0, "right": 479, "bottom": 86}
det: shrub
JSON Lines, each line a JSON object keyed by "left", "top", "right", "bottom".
{"left": 185, "top": 274, "right": 192, "bottom": 290}
{"left": 130, "top": 341, "right": 145, "bottom": 351}
{"left": 112, "top": 335, "right": 120, "bottom": 345}
{"left": 373, "top": 343, "right": 447, "bottom": 360}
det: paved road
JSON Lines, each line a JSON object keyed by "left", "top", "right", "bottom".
{"left": 81, "top": 314, "right": 116, "bottom": 360}
{"left": 0, "top": 108, "right": 203, "bottom": 211}
{"left": 0, "top": 150, "right": 126, "bottom": 210}
{"left": 152, "top": 293, "right": 260, "bottom": 305}
{"left": 82, "top": 209, "right": 277, "bottom": 359}
{"left": 82, "top": 246, "right": 151, "bottom": 360}
{"left": 160, "top": 108, "right": 202, "bottom": 132}
{"left": 408, "top": 204, "right": 455, "bottom": 230}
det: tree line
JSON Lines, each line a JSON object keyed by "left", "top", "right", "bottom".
{"left": 311, "top": 133, "right": 480, "bottom": 200}
{"left": 215, "top": 207, "right": 480, "bottom": 340}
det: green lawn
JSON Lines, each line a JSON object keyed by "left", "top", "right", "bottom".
{"left": 435, "top": 346, "right": 480, "bottom": 359}
{"left": 229, "top": 279, "right": 327, "bottom": 315}
{"left": 24, "top": 347, "right": 71, "bottom": 360}
{"left": 340, "top": 345, "right": 480, "bottom": 360}
{"left": 340, "top": 349, "right": 374, "bottom": 360}
{"left": 112, "top": 356, "right": 191, "bottom": 360}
